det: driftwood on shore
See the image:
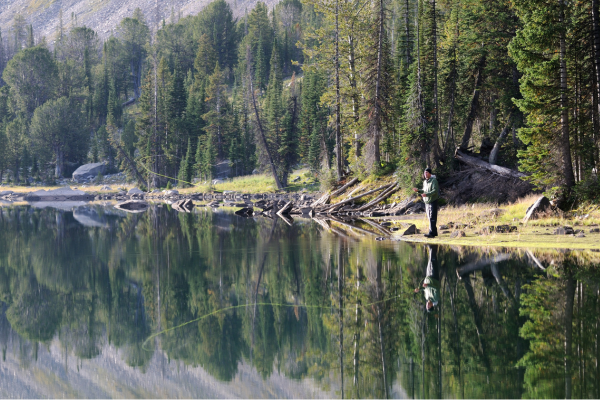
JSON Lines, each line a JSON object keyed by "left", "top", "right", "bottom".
{"left": 238, "top": 179, "right": 425, "bottom": 221}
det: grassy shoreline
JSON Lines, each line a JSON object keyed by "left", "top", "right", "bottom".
{"left": 3, "top": 178, "right": 600, "bottom": 252}
{"left": 0, "top": 168, "right": 321, "bottom": 194}
{"left": 385, "top": 194, "right": 600, "bottom": 251}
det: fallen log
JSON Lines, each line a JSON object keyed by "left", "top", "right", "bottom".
{"left": 276, "top": 201, "right": 294, "bottom": 217}
{"left": 319, "top": 184, "right": 392, "bottom": 212}
{"left": 455, "top": 148, "right": 526, "bottom": 179}
{"left": 311, "top": 192, "right": 331, "bottom": 207}
{"left": 330, "top": 177, "right": 359, "bottom": 198}
{"left": 356, "top": 183, "right": 399, "bottom": 211}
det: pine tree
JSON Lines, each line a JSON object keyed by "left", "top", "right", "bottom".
{"left": 202, "top": 63, "right": 230, "bottom": 161}
{"left": 509, "top": 0, "right": 576, "bottom": 191}
{"left": 177, "top": 138, "right": 194, "bottom": 186}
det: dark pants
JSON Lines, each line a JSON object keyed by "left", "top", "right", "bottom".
{"left": 425, "top": 200, "right": 438, "bottom": 236}
{"left": 426, "top": 245, "right": 439, "bottom": 280}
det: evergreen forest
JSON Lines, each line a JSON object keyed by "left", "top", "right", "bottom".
{"left": 0, "top": 0, "right": 599, "bottom": 200}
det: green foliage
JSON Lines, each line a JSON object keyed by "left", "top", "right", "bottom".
{"left": 30, "top": 96, "right": 88, "bottom": 178}
{"left": 2, "top": 46, "right": 58, "bottom": 115}
{"left": 0, "top": 0, "right": 596, "bottom": 194}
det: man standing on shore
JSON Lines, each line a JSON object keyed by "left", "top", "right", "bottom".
{"left": 413, "top": 168, "right": 439, "bottom": 238}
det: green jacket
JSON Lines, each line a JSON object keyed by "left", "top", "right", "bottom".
{"left": 418, "top": 176, "right": 440, "bottom": 204}
{"left": 423, "top": 277, "right": 440, "bottom": 305}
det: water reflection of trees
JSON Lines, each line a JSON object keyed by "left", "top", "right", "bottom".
{"left": 0, "top": 205, "right": 599, "bottom": 398}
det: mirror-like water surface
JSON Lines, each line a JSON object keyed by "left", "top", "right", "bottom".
{"left": 0, "top": 204, "right": 598, "bottom": 398}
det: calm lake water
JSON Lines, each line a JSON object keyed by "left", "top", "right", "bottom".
{"left": 0, "top": 204, "right": 598, "bottom": 399}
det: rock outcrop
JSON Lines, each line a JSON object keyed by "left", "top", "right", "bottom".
{"left": 522, "top": 196, "right": 551, "bottom": 224}
{"left": 72, "top": 162, "right": 106, "bottom": 182}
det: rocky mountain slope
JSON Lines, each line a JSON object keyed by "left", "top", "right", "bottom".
{"left": 0, "top": 0, "right": 271, "bottom": 45}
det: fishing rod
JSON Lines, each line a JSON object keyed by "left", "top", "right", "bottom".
{"left": 142, "top": 292, "right": 417, "bottom": 351}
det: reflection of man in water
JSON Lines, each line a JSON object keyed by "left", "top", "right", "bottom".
{"left": 414, "top": 245, "right": 440, "bottom": 311}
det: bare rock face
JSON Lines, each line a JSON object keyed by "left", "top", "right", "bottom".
{"left": 73, "top": 162, "right": 106, "bottom": 182}
{"left": 401, "top": 224, "right": 417, "bottom": 235}
{"left": 522, "top": 196, "right": 551, "bottom": 224}
{"left": 128, "top": 188, "right": 144, "bottom": 195}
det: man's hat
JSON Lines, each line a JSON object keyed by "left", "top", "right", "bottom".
{"left": 424, "top": 167, "right": 432, "bottom": 174}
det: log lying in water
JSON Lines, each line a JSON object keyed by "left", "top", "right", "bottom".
{"left": 235, "top": 181, "right": 427, "bottom": 219}
{"left": 319, "top": 183, "right": 392, "bottom": 213}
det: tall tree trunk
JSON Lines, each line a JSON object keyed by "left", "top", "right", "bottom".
{"left": 592, "top": 0, "right": 600, "bottom": 170}
{"left": 593, "top": 0, "right": 600, "bottom": 126}
{"left": 348, "top": 34, "right": 361, "bottom": 158}
{"left": 55, "top": 148, "right": 63, "bottom": 178}
{"left": 405, "top": 0, "right": 411, "bottom": 67}
{"left": 335, "top": 0, "right": 343, "bottom": 181}
{"left": 489, "top": 113, "right": 513, "bottom": 165}
{"left": 246, "top": 46, "right": 285, "bottom": 190}
{"left": 559, "top": 0, "right": 575, "bottom": 190}
{"left": 443, "top": 7, "right": 459, "bottom": 156}
{"left": 369, "top": 0, "right": 387, "bottom": 169}
{"left": 430, "top": 0, "right": 441, "bottom": 165}
{"left": 459, "top": 55, "right": 486, "bottom": 151}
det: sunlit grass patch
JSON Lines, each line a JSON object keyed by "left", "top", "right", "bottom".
{"left": 177, "top": 168, "right": 320, "bottom": 194}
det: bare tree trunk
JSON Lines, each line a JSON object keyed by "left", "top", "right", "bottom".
{"left": 369, "top": 0, "right": 387, "bottom": 169}
{"left": 112, "top": 139, "right": 147, "bottom": 186}
{"left": 246, "top": 46, "right": 285, "bottom": 190}
{"left": 55, "top": 148, "right": 63, "bottom": 178}
{"left": 459, "top": 55, "right": 486, "bottom": 151}
{"left": 335, "top": 0, "right": 343, "bottom": 181}
{"left": 593, "top": 0, "right": 600, "bottom": 127}
{"left": 430, "top": 0, "right": 441, "bottom": 165}
{"left": 405, "top": 0, "right": 411, "bottom": 67}
{"left": 559, "top": 0, "right": 575, "bottom": 190}
{"left": 489, "top": 113, "right": 514, "bottom": 165}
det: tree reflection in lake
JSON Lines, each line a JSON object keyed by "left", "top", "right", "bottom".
{"left": 0, "top": 204, "right": 599, "bottom": 398}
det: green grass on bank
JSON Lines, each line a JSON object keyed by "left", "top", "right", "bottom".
{"left": 177, "top": 168, "right": 320, "bottom": 193}
{"left": 0, "top": 168, "right": 320, "bottom": 195}
{"left": 389, "top": 194, "right": 600, "bottom": 250}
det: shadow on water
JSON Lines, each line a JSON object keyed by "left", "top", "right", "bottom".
{"left": 0, "top": 204, "right": 598, "bottom": 398}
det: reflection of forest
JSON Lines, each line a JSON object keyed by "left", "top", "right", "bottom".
{"left": 0, "top": 205, "right": 598, "bottom": 399}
